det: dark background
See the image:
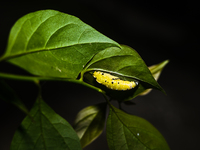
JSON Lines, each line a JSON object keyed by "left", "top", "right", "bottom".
{"left": 0, "top": 0, "right": 199, "bottom": 150}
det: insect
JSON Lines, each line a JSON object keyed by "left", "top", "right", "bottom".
{"left": 93, "top": 71, "right": 138, "bottom": 91}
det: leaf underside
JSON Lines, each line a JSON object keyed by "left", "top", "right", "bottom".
{"left": 74, "top": 103, "right": 107, "bottom": 148}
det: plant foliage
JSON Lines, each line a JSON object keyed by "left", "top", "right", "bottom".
{"left": 10, "top": 96, "right": 82, "bottom": 150}
{"left": 0, "top": 10, "right": 170, "bottom": 150}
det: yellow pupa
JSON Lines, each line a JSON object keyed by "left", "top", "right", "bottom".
{"left": 93, "top": 71, "right": 138, "bottom": 90}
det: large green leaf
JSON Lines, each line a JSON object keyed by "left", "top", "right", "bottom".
{"left": 74, "top": 103, "right": 107, "bottom": 148}
{"left": 10, "top": 96, "right": 82, "bottom": 150}
{"left": 0, "top": 80, "right": 29, "bottom": 115}
{"left": 2, "top": 9, "right": 119, "bottom": 79}
{"left": 84, "top": 45, "right": 164, "bottom": 100}
{"left": 106, "top": 105, "right": 170, "bottom": 150}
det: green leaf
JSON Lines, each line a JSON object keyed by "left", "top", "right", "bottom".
{"left": 10, "top": 96, "right": 82, "bottom": 150}
{"left": 74, "top": 103, "right": 107, "bottom": 148}
{"left": 106, "top": 105, "right": 170, "bottom": 150}
{"left": 2, "top": 9, "right": 119, "bottom": 79}
{"left": 0, "top": 80, "right": 29, "bottom": 115}
{"left": 84, "top": 45, "right": 164, "bottom": 100}
{"left": 149, "top": 60, "right": 169, "bottom": 81}
{"left": 85, "top": 45, "right": 162, "bottom": 90}
{"left": 139, "top": 60, "right": 169, "bottom": 96}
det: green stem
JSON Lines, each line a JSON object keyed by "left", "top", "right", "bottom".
{"left": 79, "top": 70, "right": 86, "bottom": 81}
{"left": 101, "top": 91, "right": 113, "bottom": 108}
{"left": 0, "top": 72, "right": 104, "bottom": 94}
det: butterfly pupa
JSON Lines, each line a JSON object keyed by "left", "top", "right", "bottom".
{"left": 93, "top": 71, "right": 138, "bottom": 91}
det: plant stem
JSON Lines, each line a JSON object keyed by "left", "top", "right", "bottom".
{"left": 0, "top": 72, "right": 104, "bottom": 94}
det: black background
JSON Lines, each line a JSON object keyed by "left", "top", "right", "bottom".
{"left": 0, "top": 0, "right": 199, "bottom": 150}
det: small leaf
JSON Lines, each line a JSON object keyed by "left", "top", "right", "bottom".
{"left": 149, "top": 60, "right": 169, "bottom": 80}
{"left": 10, "top": 96, "right": 82, "bottom": 150}
{"left": 84, "top": 45, "right": 164, "bottom": 100}
{"left": 74, "top": 103, "right": 107, "bottom": 148}
{"left": 139, "top": 60, "right": 169, "bottom": 96}
{"left": 0, "top": 80, "right": 29, "bottom": 115}
{"left": 2, "top": 9, "right": 119, "bottom": 79}
{"left": 106, "top": 105, "right": 170, "bottom": 150}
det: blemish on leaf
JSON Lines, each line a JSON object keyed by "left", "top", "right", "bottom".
{"left": 55, "top": 67, "right": 62, "bottom": 72}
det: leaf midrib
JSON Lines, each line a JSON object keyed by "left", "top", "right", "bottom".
{"left": 38, "top": 100, "right": 47, "bottom": 150}
{"left": 111, "top": 108, "right": 163, "bottom": 150}
{"left": 76, "top": 113, "right": 98, "bottom": 139}
{"left": 17, "top": 99, "right": 74, "bottom": 150}
{"left": 2, "top": 42, "right": 116, "bottom": 61}
{"left": 39, "top": 100, "right": 73, "bottom": 149}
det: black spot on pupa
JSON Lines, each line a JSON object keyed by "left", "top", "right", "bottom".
{"left": 112, "top": 81, "right": 114, "bottom": 84}
{"left": 118, "top": 82, "right": 120, "bottom": 84}
{"left": 102, "top": 73, "right": 104, "bottom": 75}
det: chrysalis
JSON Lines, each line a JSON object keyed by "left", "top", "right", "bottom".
{"left": 93, "top": 71, "right": 138, "bottom": 90}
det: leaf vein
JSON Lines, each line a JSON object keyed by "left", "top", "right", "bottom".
{"left": 9, "top": 15, "right": 35, "bottom": 55}
{"left": 16, "top": 108, "right": 39, "bottom": 149}
{"left": 77, "top": 28, "right": 89, "bottom": 44}
{"left": 4, "top": 42, "right": 115, "bottom": 61}
{"left": 25, "top": 13, "right": 59, "bottom": 51}
{"left": 112, "top": 109, "right": 152, "bottom": 150}
{"left": 40, "top": 113, "right": 72, "bottom": 149}
{"left": 44, "top": 23, "right": 77, "bottom": 48}
{"left": 33, "top": 134, "right": 42, "bottom": 149}
{"left": 39, "top": 100, "right": 48, "bottom": 150}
